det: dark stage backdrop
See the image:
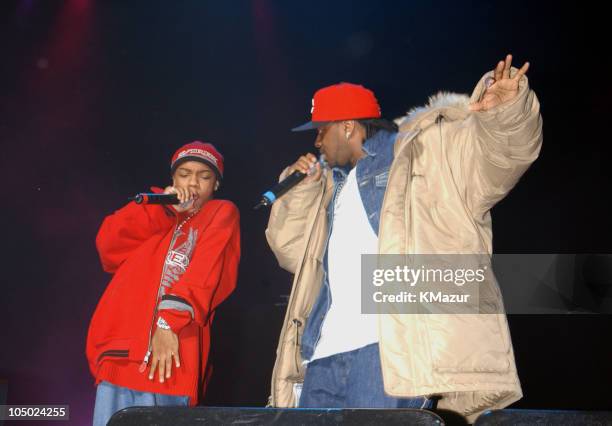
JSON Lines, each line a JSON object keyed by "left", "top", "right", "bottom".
{"left": 0, "top": 1, "right": 610, "bottom": 424}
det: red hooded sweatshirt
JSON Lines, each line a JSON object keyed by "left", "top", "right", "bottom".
{"left": 86, "top": 192, "right": 240, "bottom": 404}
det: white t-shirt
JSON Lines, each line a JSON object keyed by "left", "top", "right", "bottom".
{"left": 310, "top": 167, "right": 379, "bottom": 362}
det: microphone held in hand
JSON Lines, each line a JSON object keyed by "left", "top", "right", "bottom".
{"left": 130, "top": 193, "right": 180, "bottom": 205}
{"left": 254, "top": 155, "right": 326, "bottom": 210}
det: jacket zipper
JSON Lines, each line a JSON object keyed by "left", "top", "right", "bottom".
{"left": 378, "top": 129, "right": 419, "bottom": 253}
{"left": 139, "top": 219, "right": 181, "bottom": 373}
{"left": 292, "top": 318, "right": 302, "bottom": 374}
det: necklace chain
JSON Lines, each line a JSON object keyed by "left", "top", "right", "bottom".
{"left": 176, "top": 208, "right": 200, "bottom": 233}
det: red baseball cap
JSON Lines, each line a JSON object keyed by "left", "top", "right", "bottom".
{"left": 292, "top": 82, "right": 381, "bottom": 131}
{"left": 170, "top": 141, "right": 224, "bottom": 179}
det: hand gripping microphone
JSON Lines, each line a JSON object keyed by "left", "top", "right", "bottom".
{"left": 254, "top": 155, "right": 326, "bottom": 210}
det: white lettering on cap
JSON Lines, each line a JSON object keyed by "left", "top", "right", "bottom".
{"left": 178, "top": 148, "right": 218, "bottom": 167}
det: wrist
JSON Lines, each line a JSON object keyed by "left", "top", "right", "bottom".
{"left": 156, "top": 316, "right": 171, "bottom": 331}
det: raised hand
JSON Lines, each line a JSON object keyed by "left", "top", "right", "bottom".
{"left": 287, "top": 153, "right": 322, "bottom": 184}
{"left": 470, "top": 54, "right": 530, "bottom": 112}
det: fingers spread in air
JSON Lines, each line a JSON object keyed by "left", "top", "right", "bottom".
{"left": 502, "top": 54, "right": 512, "bottom": 79}
{"left": 494, "top": 60, "right": 504, "bottom": 82}
{"left": 514, "top": 62, "right": 530, "bottom": 80}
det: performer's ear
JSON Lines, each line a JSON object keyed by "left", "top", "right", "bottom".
{"left": 344, "top": 120, "right": 355, "bottom": 141}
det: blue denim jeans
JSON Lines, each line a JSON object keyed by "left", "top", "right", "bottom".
{"left": 93, "top": 381, "right": 189, "bottom": 426}
{"left": 299, "top": 343, "right": 433, "bottom": 409}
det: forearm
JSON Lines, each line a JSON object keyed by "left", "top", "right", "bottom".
{"left": 96, "top": 201, "right": 175, "bottom": 272}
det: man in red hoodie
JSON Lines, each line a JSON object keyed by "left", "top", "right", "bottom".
{"left": 87, "top": 141, "right": 240, "bottom": 426}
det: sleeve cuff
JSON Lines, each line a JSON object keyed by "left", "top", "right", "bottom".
{"left": 157, "top": 293, "right": 195, "bottom": 333}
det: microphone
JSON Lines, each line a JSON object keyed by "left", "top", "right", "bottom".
{"left": 254, "top": 155, "right": 326, "bottom": 210}
{"left": 130, "top": 193, "right": 180, "bottom": 205}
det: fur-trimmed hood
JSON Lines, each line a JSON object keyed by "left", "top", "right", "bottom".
{"left": 393, "top": 69, "right": 512, "bottom": 132}
{"left": 394, "top": 91, "right": 471, "bottom": 131}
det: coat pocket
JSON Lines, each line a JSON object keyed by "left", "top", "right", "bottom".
{"left": 427, "top": 313, "right": 512, "bottom": 374}
{"left": 375, "top": 170, "right": 390, "bottom": 187}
